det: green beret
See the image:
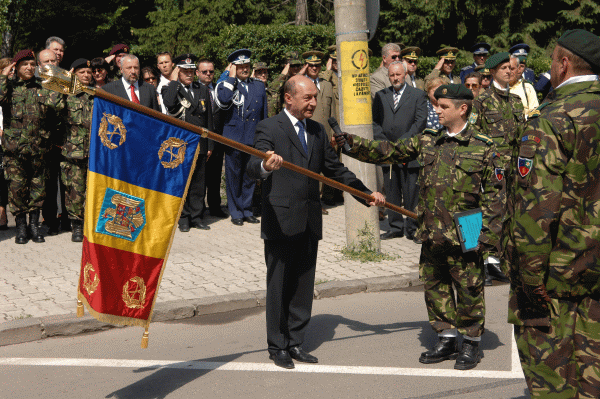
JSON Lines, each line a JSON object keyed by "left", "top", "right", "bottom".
{"left": 557, "top": 29, "right": 600, "bottom": 72}
{"left": 434, "top": 84, "right": 474, "bottom": 100}
{"left": 485, "top": 52, "right": 510, "bottom": 69}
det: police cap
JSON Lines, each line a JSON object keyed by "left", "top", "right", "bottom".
{"left": 434, "top": 84, "right": 474, "bottom": 100}
{"left": 557, "top": 29, "right": 600, "bottom": 72}
{"left": 509, "top": 43, "right": 529, "bottom": 58}
{"left": 228, "top": 49, "right": 252, "bottom": 65}
{"left": 470, "top": 42, "right": 491, "bottom": 55}
{"left": 173, "top": 53, "right": 198, "bottom": 69}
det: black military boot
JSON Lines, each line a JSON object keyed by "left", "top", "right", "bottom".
{"left": 454, "top": 339, "right": 483, "bottom": 370}
{"left": 419, "top": 336, "right": 459, "bottom": 364}
{"left": 71, "top": 219, "right": 84, "bottom": 243}
{"left": 485, "top": 264, "right": 493, "bottom": 286}
{"left": 488, "top": 263, "right": 510, "bottom": 283}
{"left": 15, "top": 213, "right": 29, "bottom": 244}
{"left": 28, "top": 211, "right": 45, "bottom": 243}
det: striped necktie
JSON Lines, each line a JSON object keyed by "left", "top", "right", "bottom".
{"left": 393, "top": 90, "right": 401, "bottom": 109}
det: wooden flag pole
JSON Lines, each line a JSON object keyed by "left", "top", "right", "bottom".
{"left": 37, "top": 65, "right": 417, "bottom": 221}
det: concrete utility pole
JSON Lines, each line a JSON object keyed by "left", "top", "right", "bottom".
{"left": 333, "top": 0, "right": 380, "bottom": 250}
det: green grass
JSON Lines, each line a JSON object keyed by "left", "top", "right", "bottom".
{"left": 340, "top": 222, "right": 397, "bottom": 263}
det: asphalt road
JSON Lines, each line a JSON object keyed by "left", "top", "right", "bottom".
{"left": 0, "top": 285, "right": 530, "bottom": 399}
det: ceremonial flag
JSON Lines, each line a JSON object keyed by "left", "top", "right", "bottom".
{"left": 77, "top": 97, "right": 200, "bottom": 347}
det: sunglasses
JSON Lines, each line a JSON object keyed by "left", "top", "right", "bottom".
{"left": 464, "top": 83, "right": 480, "bottom": 89}
{"left": 444, "top": 59, "right": 456, "bottom": 64}
{"left": 390, "top": 55, "right": 401, "bottom": 60}
{"left": 405, "top": 59, "right": 417, "bottom": 64}
{"left": 144, "top": 76, "right": 157, "bottom": 82}
{"left": 199, "top": 70, "right": 214, "bottom": 74}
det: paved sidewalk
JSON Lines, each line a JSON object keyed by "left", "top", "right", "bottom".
{"left": 0, "top": 204, "right": 421, "bottom": 343}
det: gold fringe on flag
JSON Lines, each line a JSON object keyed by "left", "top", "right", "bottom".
{"left": 141, "top": 328, "right": 149, "bottom": 349}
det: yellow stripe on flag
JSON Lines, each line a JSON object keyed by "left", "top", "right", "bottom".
{"left": 85, "top": 171, "right": 182, "bottom": 259}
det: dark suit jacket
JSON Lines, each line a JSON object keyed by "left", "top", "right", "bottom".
{"left": 102, "top": 78, "right": 160, "bottom": 112}
{"left": 372, "top": 84, "right": 427, "bottom": 167}
{"left": 162, "top": 80, "right": 214, "bottom": 155}
{"left": 247, "top": 111, "right": 372, "bottom": 240}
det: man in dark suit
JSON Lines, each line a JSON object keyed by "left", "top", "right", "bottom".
{"left": 162, "top": 54, "right": 214, "bottom": 231}
{"left": 216, "top": 49, "right": 268, "bottom": 226}
{"left": 247, "top": 75, "right": 384, "bottom": 369}
{"left": 101, "top": 54, "right": 160, "bottom": 111}
{"left": 374, "top": 61, "right": 427, "bottom": 240}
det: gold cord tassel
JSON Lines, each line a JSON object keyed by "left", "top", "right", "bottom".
{"left": 76, "top": 300, "right": 84, "bottom": 317}
{"left": 141, "top": 328, "right": 149, "bottom": 349}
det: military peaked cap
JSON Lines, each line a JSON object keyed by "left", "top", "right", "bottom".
{"left": 228, "top": 49, "right": 252, "bottom": 65}
{"left": 173, "top": 53, "right": 197, "bottom": 69}
{"left": 470, "top": 42, "right": 490, "bottom": 55}
{"left": 401, "top": 46, "right": 421, "bottom": 60}
{"left": 302, "top": 50, "right": 325, "bottom": 65}
{"left": 436, "top": 47, "right": 459, "bottom": 59}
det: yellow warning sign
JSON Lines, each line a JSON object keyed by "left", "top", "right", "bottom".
{"left": 340, "top": 41, "right": 372, "bottom": 126}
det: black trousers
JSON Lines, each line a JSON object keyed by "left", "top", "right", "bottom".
{"left": 382, "top": 164, "right": 419, "bottom": 235}
{"left": 179, "top": 154, "right": 207, "bottom": 225}
{"left": 205, "top": 142, "right": 224, "bottom": 210}
{"left": 42, "top": 147, "right": 66, "bottom": 224}
{"left": 265, "top": 232, "right": 319, "bottom": 354}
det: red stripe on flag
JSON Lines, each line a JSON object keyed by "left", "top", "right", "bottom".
{"left": 79, "top": 237, "right": 164, "bottom": 320}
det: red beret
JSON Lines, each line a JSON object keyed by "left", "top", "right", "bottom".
{"left": 12, "top": 49, "right": 35, "bottom": 65}
{"left": 109, "top": 44, "right": 130, "bottom": 56}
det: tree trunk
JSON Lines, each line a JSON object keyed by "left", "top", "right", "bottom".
{"left": 1, "top": 30, "right": 12, "bottom": 58}
{"left": 295, "top": 0, "right": 308, "bottom": 25}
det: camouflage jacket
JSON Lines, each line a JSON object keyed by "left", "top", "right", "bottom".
{"left": 268, "top": 73, "right": 288, "bottom": 117}
{"left": 62, "top": 92, "right": 93, "bottom": 160}
{"left": 470, "top": 84, "right": 525, "bottom": 155}
{"left": 346, "top": 125, "right": 502, "bottom": 252}
{"left": 507, "top": 79, "right": 600, "bottom": 326}
{"left": 0, "top": 75, "right": 64, "bottom": 156}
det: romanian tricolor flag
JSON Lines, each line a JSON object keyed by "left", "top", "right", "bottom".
{"left": 77, "top": 97, "right": 200, "bottom": 347}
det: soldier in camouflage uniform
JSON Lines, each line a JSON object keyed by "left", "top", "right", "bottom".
{"left": 470, "top": 52, "right": 525, "bottom": 285}
{"left": 506, "top": 29, "right": 600, "bottom": 399}
{"left": 336, "top": 84, "right": 502, "bottom": 370}
{"left": 0, "top": 49, "right": 64, "bottom": 244}
{"left": 62, "top": 59, "right": 93, "bottom": 242}
{"left": 268, "top": 51, "right": 304, "bottom": 117}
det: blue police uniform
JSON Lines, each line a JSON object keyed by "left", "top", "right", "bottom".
{"left": 215, "top": 49, "right": 268, "bottom": 221}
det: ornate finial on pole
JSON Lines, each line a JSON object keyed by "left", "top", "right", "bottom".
{"left": 35, "top": 64, "right": 96, "bottom": 96}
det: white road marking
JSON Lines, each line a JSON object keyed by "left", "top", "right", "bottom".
{"left": 0, "top": 333, "right": 525, "bottom": 379}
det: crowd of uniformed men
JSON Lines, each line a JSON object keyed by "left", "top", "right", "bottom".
{"left": 0, "top": 29, "right": 599, "bottom": 398}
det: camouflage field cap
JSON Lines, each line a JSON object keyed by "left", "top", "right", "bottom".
{"left": 401, "top": 46, "right": 421, "bottom": 60}
{"left": 285, "top": 51, "right": 303, "bottom": 66}
{"left": 434, "top": 84, "right": 474, "bottom": 100}
{"left": 557, "top": 29, "right": 600, "bottom": 72}
{"left": 485, "top": 52, "right": 510, "bottom": 69}
{"left": 436, "top": 47, "right": 459, "bottom": 60}
{"left": 302, "top": 50, "right": 325, "bottom": 65}
{"left": 253, "top": 61, "right": 268, "bottom": 70}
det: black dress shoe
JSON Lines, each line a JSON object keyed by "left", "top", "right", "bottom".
{"left": 0, "top": 223, "right": 8, "bottom": 231}
{"left": 191, "top": 221, "right": 210, "bottom": 230}
{"left": 179, "top": 222, "right": 190, "bottom": 232}
{"left": 244, "top": 216, "right": 260, "bottom": 224}
{"left": 269, "top": 350, "right": 294, "bottom": 369}
{"left": 289, "top": 346, "right": 318, "bottom": 363}
{"left": 380, "top": 231, "right": 404, "bottom": 240}
{"left": 231, "top": 218, "right": 244, "bottom": 226}
{"left": 419, "top": 336, "right": 459, "bottom": 364}
{"left": 406, "top": 232, "right": 415, "bottom": 240}
{"left": 209, "top": 208, "right": 228, "bottom": 218}
{"left": 322, "top": 198, "right": 335, "bottom": 206}
{"left": 454, "top": 339, "right": 482, "bottom": 370}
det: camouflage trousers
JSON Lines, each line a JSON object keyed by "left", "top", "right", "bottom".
{"left": 515, "top": 296, "right": 600, "bottom": 399}
{"left": 60, "top": 160, "right": 87, "bottom": 220}
{"left": 420, "top": 243, "right": 485, "bottom": 338}
{"left": 2, "top": 154, "right": 47, "bottom": 215}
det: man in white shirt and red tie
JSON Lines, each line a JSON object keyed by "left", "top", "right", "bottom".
{"left": 102, "top": 54, "right": 160, "bottom": 111}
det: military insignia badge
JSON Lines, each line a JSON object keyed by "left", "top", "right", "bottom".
{"left": 518, "top": 157, "right": 533, "bottom": 177}
{"left": 96, "top": 188, "right": 146, "bottom": 241}
{"left": 468, "top": 111, "right": 478, "bottom": 125}
{"left": 122, "top": 276, "right": 147, "bottom": 309}
{"left": 98, "top": 113, "right": 127, "bottom": 150}
{"left": 442, "top": 88, "right": 448, "bottom": 95}
{"left": 495, "top": 168, "right": 505, "bottom": 181}
{"left": 158, "top": 137, "right": 187, "bottom": 169}
{"left": 521, "top": 135, "right": 541, "bottom": 144}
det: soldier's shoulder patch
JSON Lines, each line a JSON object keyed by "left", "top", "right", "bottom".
{"left": 521, "top": 135, "right": 541, "bottom": 144}
{"left": 518, "top": 157, "right": 533, "bottom": 177}
{"left": 474, "top": 133, "right": 493, "bottom": 145}
{"left": 468, "top": 111, "right": 478, "bottom": 125}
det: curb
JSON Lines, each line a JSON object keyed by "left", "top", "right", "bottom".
{"left": 0, "top": 272, "right": 422, "bottom": 347}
